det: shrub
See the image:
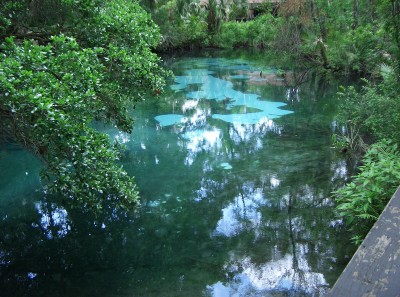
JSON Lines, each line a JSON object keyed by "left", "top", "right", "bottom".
{"left": 327, "top": 25, "right": 385, "bottom": 74}
{"left": 338, "top": 75, "right": 400, "bottom": 144}
{"left": 334, "top": 140, "right": 400, "bottom": 244}
{"left": 212, "top": 14, "right": 284, "bottom": 49}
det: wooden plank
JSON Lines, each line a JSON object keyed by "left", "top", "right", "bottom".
{"left": 329, "top": 187, "right": 400, "bottom": 297}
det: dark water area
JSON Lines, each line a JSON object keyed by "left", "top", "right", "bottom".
{"left": 0, "top": 50, "right": 357, "bottom": 296}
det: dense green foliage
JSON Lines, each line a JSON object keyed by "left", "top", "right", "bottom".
{"left": 145, "top": 0, "right": 396, "bottom": 77}
{"left": 334, "top": 140, "right": 400, "bottom": 244}
{"left": 0, "top": 0, "right": 167, "bottom": 209}
{"left": 140, "top": 0, "right": 207, "bottom": 50}
{"left": 328, "top": 0, "right": 400, "bottom": 242}
{"left": 212, "top": 14, "right": 283, "bottom": 48}
{"left": 338, "top": 77, "right": 400, "bottom": 143}
{"left": 333, "top": 69, "right": 400, "bottom": 242}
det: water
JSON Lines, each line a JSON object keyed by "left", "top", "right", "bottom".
{"left": 0, "top": 50, "right": 356, "bottom": 297}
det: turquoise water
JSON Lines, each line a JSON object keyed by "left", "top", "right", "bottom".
{"left": 0, "top": 51, "right": 356, "bottom": 296}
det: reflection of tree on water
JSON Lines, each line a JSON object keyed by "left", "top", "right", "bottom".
{"left": 208, "top": 179, "right": 343, "bottom": 295}
{"left": 0, "top": 200, "right": 134, "bottom": 297}
{"left": 286, "top": 190, "right": 307, "bottom": 294}
{"left": 204, "top": 117, "right": 356, "bottom": 295}
{"left": 283, "top": 70, "right": 309, "bottom": 103}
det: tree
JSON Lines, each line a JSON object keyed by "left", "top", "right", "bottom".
{"left": 207, "top": 0, "right": 222, "bottom": 34}
{"left": 353, "top": 0, "right": 359, "bottom": 29}
{"left": 378, "top": 0, "right": 400, "bottom": 76}
{"left": 141, "top": 0, "right": 209, "bottom": 50}
{"left": 0, "top": 0, "right": 168, "bottom": 210}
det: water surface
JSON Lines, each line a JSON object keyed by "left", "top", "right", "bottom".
{"left": 0, "top": 50, "right": 356, "bottom": 297}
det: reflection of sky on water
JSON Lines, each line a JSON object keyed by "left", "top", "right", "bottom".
{"left": 154, "top": 58, "right": 292, "bottom": 166}
{"left": 331, "top": 159, "right": 348, "bottom": 181}
{"left": 207, "top": 253, "right": 328, "bottom": 297}
{"left": 181, "top": 129, "right": 221, "bottom": 151}
{"left": 278, "top": 185, "right": 334, "bottom": 210}
{"left": 228, "top": 119, "right": 281, "bottom": 145}
{"left": 157, "top": 66, "right": 292, "bottom": 126}
{"left": 114, "top": 131, "right": 131, "bottom": 144}
{"left": 34, "top": 202, "right": 70, "bottom": 239}
{"left": 181, "top": 99, "right": 199, "bottom": 113}
{"left": 179, "top": 129, "right": 222, "bottom": 166}
{"left": 204, "top": 160, "right": 334, "bottom": 297}
{"left": 270, "top": 176, "right": 281, "bottom": 189}
{"left": 214, "top": 186, "right": 267, "bottom": 238}
{"left": 155, "top": 114, "right": 185, "bottom": 127}
{"left": 155, "top": 107, "right": 209, "bottom": 128}
{"left": 174, "top": 116, "right": 282, "bottom": 165}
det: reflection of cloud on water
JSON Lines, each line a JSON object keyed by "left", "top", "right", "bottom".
{"left": 181, "top": 99, "right": 199, "bottom": 113}
{"left": 228, "top": 119, "right": 282, "bottom": 146}
{"left": 184, "top": 108, "right": 209, "bottom": 127}
{"left": 331, "top": 159, "right": 348, "bottom": 181}
{"left": 114, "top": 131, "right": 131, "bottom": 144}
{"left": 194, "top": 176, "right": 229, "bottom": 202}
{"left": 33, "top": 202, "right": 71, "bottom": 239}
{"left": 179, "top": 128, "right": 222, "bottom": 166}
{"left": 174, "top": 113, "right": 284, "bottom": 165}
{"left": 206, "top": 253, "right": 328, "bottom": 296}
{"left": 213, "top": 186, "right": 267, "bottom": 238}
{"left": 182, "top": 129, "right": 221, "bottom": 152}
{"left": 270, "top": 176, "right": 281, "bottom": 189}
{"left": 155, "top": 107, "right": 209, "bottom": 128}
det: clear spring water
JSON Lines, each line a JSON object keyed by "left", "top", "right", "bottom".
{"left": 0, "top": 50, "right": 356, "bottom": 297}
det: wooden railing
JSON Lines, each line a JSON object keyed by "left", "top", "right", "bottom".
{"left": 328, "top": 186, "right": 400, "bottom": 296}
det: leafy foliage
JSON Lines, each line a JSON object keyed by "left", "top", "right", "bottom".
{"left": 212, "top": 14, "right": 283, "bottom": 49}
{"left": 207, "top": 0, "right": 222, "bottom": 34}
{"left": 143, "top": 0, "right": 209, "bottom": 50}
{"left": 334, "top": 140, "right": 400, "bottom": 244}
{"left": 337, "top": 74, "right": 400, "bottom": 143}
{"left": 333, "top": 66, "right": 400, "bottom": 244}
{"left": 142, "top": 0, "right": 400, "bottom": 79}
{"left": 0, "top": 0, "right": 167, "bottom": 209}
{"left": 326, "top": 25, "right": 385, "bottom": 74}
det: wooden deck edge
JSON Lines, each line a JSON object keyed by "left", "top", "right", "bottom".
{"left": 328, "top": 186, "right": 400, "bottom": 297}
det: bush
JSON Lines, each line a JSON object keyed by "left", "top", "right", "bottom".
{"left": 338, "top": 75, "right": 400, "bottom": 144}
{"left": 212, "top": 21, "right": 248, "bottom": 48}
{"left": 334, "top": 140, "right": 400, "bottom": 244}
{"left": 212, "top": 14, "right": 283, "bottom": 49}
{"left": 327, "top": 25, "right": 385, "bottom": 74}
{"left": 159, "top": 15, "right": 208, "bottom": 50}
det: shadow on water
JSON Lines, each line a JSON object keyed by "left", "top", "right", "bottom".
{"left": 0, "top": 50, "right": 358, "bottom": 297}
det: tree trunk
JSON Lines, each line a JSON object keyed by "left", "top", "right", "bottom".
{"left": 353, "top": 0, "right": 359, "bottom": 29}
{"left": 317, "top": 38, "right": 329, "bottom": 69}
{"left": 371, "top": 0, "right": 376, "bottom": 22}
{"left": 391, "top": 0, "right": 400, "bottom": 78}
